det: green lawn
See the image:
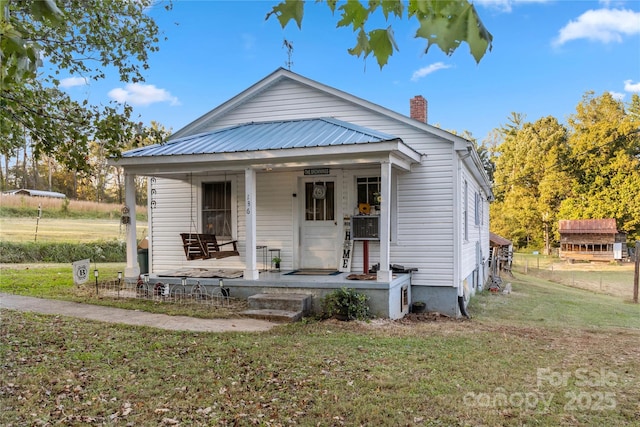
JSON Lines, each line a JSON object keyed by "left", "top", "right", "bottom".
{"left": 2, "top": 270, "right": 639, "bottom": 426}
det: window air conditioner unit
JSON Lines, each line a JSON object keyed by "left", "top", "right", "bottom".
{"left": 351, "top": 215, "right": 380, "bottom": 240}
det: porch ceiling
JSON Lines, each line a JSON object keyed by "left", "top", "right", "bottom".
{"left": 110, "top": 118, "right": 423, "bottom": 175}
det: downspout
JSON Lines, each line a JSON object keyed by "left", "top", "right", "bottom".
{"left": 452, "top": 149, "right": 463, "bottom": 316}
{"left": 456, "top": 146, "right": 474, "bottom": 318}
{"left": 458, "top": 295, "right": 470, "bottom": 318}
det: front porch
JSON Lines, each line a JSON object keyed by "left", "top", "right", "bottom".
{"left": 141, "top": 269, "right": 413, "bottom": 319}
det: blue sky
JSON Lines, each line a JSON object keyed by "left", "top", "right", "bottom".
{"left": 60, "top": 0, "right": 640, "bottom": 143}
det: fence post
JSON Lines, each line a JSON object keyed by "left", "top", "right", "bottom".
{"left": 634, "top": 241, "right": 639, "bottom": 304}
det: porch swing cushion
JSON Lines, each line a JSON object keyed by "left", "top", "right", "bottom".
{"left": 180, "top": 233, "right": 239, "bottom": 260}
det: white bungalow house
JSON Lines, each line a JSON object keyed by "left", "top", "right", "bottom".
{"left": 111, "top": 68, "right": 493, "bottom": 319}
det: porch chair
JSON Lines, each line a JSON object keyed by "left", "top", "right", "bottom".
{"left": 180, "top": 233, "right": 239, "bottom": 260}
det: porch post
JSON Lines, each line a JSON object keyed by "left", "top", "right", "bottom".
{"left": 124, "top": 173, "right": 140, "bottom": 279}
{"left": 378, "top": 161, "right": 392, "bottom": 282}
{"left": 244, "top": 168, "right": 259, "bottom": 280}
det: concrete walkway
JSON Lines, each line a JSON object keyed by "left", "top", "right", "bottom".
{"left": 0, "top": 293, "right": 277, "bottom": 333}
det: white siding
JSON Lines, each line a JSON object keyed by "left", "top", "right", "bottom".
{"left": 150, "top": 171, "right": 301, "bottom": 273}
{"left": 149, "top": 177, "right": 195, "bottom": 272}
{"left": 256, "top": 171, "right": 296, "bottom": 270}
{"left": 150, "top": 175, "right": 246, "bottom": 272}
{"left": 459, "top": 162, "right": 489, "bottom": 294}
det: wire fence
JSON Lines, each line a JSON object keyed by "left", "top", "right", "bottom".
{"left": 77, "top": 278, "right": 243, "bottom": 309}
{"left": 509, "top": 254, "right": 636, "bottom": 300}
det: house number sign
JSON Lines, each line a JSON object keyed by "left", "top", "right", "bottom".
{"left": 304, "top": 168, "right": 330, "bottom": 175}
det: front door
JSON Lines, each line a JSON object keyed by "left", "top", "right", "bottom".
{"left": 300, "top": 178, "right": 339, "bottom": 269}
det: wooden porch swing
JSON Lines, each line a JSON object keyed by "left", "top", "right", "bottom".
{"left": 180, "top": 233, "right": 239, "bottom": 260}
{"left": 181, "top": 174, "right": 239, "bottom": 261}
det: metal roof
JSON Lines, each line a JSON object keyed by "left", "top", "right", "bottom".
{"left": 123, "top": 117, "right": 400, "bottom": 158}
{"left": 490, "top": 232, "right": 512, "bottom": 246}
{"left": 3, "top": 189, "right": 66, "bottom": 199}
{"left": 558, "top": 219, "right": 619, "bottom": 234}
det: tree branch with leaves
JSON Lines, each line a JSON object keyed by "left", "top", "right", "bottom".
{"left": 1, "top": 0, "right": 169, "bottom": 177}
{"left": 266, "top": 0, "right": 493, "bottom": 68}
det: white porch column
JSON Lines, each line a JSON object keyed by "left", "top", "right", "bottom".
{"left": 378, "top": 161, "right": 392, "bottom": 282}
{"left": 124, "top": 173, "right": 140, "bottom": 278}
{"left": 244, "top": 168, "right": 259, "bottom": 280}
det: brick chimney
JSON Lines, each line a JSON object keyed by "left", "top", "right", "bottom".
{"left": 410, "top": 95, "right": 428, "bottom": 123}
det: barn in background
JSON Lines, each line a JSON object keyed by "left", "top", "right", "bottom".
{"left": 559, "top": 219, "right": 627, "bottom": 262}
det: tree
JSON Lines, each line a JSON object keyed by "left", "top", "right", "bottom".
{"left": 109, "top": 121, "right": 172, "bottom": 205}
{"left": 1, "top": 0, "right": 168, "bottom": 175}
{"left": 491, "top": 93, "right": 640, "bottom": 249}
{"left": 490, "top": 116, "right": 570, "bottom": 250}
{"left": 267, "top": 0, "right": 493, "bottom": 68}
{"left": 558, "top": 92, "right": 640, "bottom": 241}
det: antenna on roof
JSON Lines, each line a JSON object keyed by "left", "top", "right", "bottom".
{"left": 283, "top": 39, "right": 293, "bottom": 70}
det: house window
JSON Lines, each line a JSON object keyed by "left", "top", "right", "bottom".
{"left": 475, "top": 192, "right": 482, "bottom": 226}
{"left": 305, "top": 181, "right": 335, "bottom": 221}
{"left": 357, "top": 177, "right": 381, "bottom": 207}
{"left": 464, "top": 180, "right": 469, "bottom": 241}
{"left": 202, "top": 181, "right": 232, "bottom": 238}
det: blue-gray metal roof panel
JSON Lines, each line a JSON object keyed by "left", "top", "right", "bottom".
{"left": 122, "top": 118, "right": 399, "bottom": 158}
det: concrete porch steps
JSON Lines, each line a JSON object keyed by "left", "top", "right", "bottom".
{"left": 242, "top": 293, "right": 312, "bottom": 322}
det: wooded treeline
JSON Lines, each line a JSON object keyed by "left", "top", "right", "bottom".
{"left": 0, "top": 121, "right": 170, "bottom": 205}
{"left": 490, "top": 92, "right": 640, "bottom": 250}
{"left": 1, "top": 0, "right": 168, "bottom": 205}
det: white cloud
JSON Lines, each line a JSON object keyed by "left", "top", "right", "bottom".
{"left": 553, "top": 8, "right": 640, "bottom": 46}
{"left": 411, "top": 62, "right": 452, "bottom": 82}
{"left": 59, "top": 76, "right": 88, "bottom": 88}
{"left": 609, "top": 91, "right": 625, "bottom": 101}
{"left": 108, "top": 83, "right": 180, "bottom": 107}
{"left": 475, "top": 0, "right": 551, "bottom": 13}
{"left": 624, "top": 80, "right": 640, "bottom": 92}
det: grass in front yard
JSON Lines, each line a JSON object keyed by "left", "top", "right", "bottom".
{"left": 2, "top": 272, "right": 639, "bottom": 425}
{"left": 0, "top": 263, "right": 244, "bottom": 319}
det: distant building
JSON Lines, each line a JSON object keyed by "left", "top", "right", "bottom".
{"left": 489, "top": 232, "right": 513, "bottom": 276}
{"left": 3, "top": 189, "right": 66, "bottom": 199}
{"left": 559, "top": 219, "right": 627, "bottom": 261}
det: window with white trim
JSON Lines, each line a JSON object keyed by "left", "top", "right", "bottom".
{"left": 475, "top": 192, "right": 482, "bottom": 226}
{"left": 357, "top": 176, "right": 381, "bottom": 207}
{"left": 464, "top": 180, "right": 469, "bottom": 241}
{"left": 202, "top": 181, "right": 232, "bottom": 239}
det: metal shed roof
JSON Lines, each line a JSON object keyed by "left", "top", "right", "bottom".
{"left": 490, "top": 232, "right": 512, "bottom": 247}
{"left": 558, "top": 219, "right": 619, "bottom": 234}
{"left": 3, "top": 189, "right": 66, "bottom": 199}
{"left": 123, "top": 117, "right": 400, "bottom": 158}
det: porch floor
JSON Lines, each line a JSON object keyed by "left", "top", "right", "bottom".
{"left": 151, "top": 269, "right": 394, "bottom": 290}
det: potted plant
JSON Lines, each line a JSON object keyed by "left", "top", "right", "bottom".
{"left": 272, "top": 256, "right": 281, "bottom": 270}
{"left": 411, "top": 301, "right": 426, "bottom": 313}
